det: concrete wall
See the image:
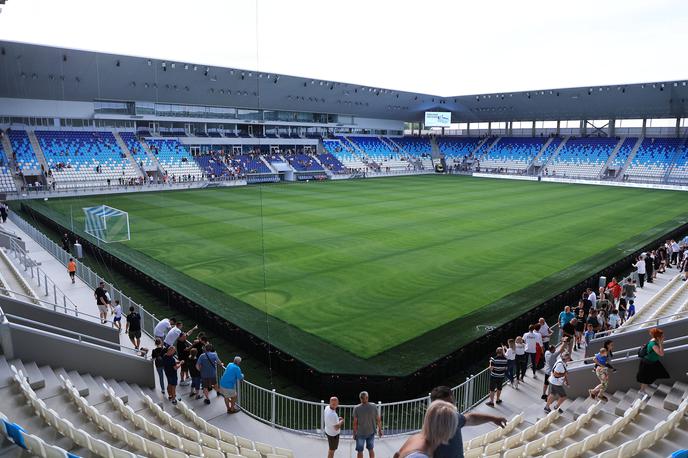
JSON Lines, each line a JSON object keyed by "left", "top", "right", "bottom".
{"left": 4, "top": 323, "right": 154, "bottom": 387}
{"left": 565, "top": 344, "right": 688, "bottom": 398}
{"left": 0, "top": 295, "right": 119, "bottom": 344}
{"left": 0, "top": 98, "right": 94, "bottom": 119}
{"left": 585, "top": 316, "right": 688, "bottom": 358}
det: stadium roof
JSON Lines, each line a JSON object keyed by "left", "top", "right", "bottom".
{"left": 1, "top": 40, "right": 687, "bottom": 123}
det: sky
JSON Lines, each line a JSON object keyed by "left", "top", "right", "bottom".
{"left": 0, "top": 0, "right": 686, "bottom": 96}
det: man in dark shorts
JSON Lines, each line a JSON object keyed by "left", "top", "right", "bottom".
{"left": 125, "top": 306, "right": 142, "bottom": 349}
{"left": 353, "top": 391, "right": 382, "bottom": 458}
{"left": 94, "top": 281, "right": 110, "bottom": 324}
{"left": 486, "top": 347, "right": 507, "bottom": 407}
{"left": 324, "top": 396, "right": 344, "bottom": 457}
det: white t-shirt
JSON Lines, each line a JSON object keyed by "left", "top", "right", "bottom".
{"left": 548, "top": 360, "right": 567, "bottom": 386}
{"left": 505, "top": 348, "right": 516, "bottom": 361}
{"left": 588, "top": 292, "right": 597, "bottom": 308}
{"left": 515, "top": 342, "right": 526, "bottom": 356}
{"left": 114, "top": 304, "right": 122, "bottom": 319}
{"left": 523, "top": 331, "right": 542, "bottom": 353}
{"left": 154, "top": 319, "right": 172, "bottom": 338}
{"left": 164, "top": 327, "right": 183, "bottom": 347}
{"left": 608, "top": 314, "right": 620, "bottom": 329}
{"left": 539, "top": 322, "right": 550, "bottom": 342}
{"left": 636, "top": 261, "right": 646, "bottom": 274}
{"left": 324, "top": 406, "right": 340, "bottom": 437}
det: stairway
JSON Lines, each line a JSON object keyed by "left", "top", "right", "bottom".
{"left": 113, "top": 132, "right": 145, "bottom": 178}
{"left": 26, "top": 131, "right": 50, "bottom": 176}
{"left": 139, "top": 138, "right": 165, "bottom": 174}
{"left": 541, "top": 136, "right": 570, "bottom": 169}
{"left": 342, "top": 136, "right": 369, "bottom": 163}
{"left": 617, "top": 136, "right": 644, "bottom": 180}
{"left": 1, "top": 134, "right": 26, "bottom": 191}
{"left": 599, "top": 137, "right": 625, "bottom": 179}
{"left": 260, "top": 155, "right": 279, "bottom": 173}
{"left": 663, "top": 137, "right": 688, "bottom": 182}
{"left": 430, "top": 136, "right": 441, "bottom": 161}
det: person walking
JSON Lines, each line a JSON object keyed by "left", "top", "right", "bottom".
{"left": 187, "top": 348, "right": 202, "bottom": 399}
{"left": 61, "top": 233, "right": 70, "bottom": 252}
{"left": 523, "top": 325, "right": 542, "bottom": 378}
{"left": 505, "top": 339, "right": 517, "bottom": 388}
{"left": 588, "top": 347, "right": 616, "bottom": 401}
{"left": 124, "top": 306, "right": 142, "bottom": 349}
{"left": 353, "top": 391, "right": 382, "bottom": 458}
{"left": 430, "top": 386, "right": 507, "bottom": 458}
{"left": 219, "top": 356, "right": 244, "bottom": 413}
{"left": 558, "top": 306, "right": 575, "bottom": 340}
{"left": 637, "top": 328, "right": 670, "bottom": 395}
{"left": 94, "top": 281, "right": 110, "bottom": 324}
{"left": 67, "top": 258, "right": 77, "bottom": 284}
{"left": 112, "top": 300, "right": 122, "bottom": 333}
{"left": 486, "top": 347, "right": 507, "bottom": 407}
{"left": 151, "top": 338, "right": 166, "bottom": 394}
{"left": 514, "top": 336, "right": 527, "bottom": 382}
{"left": 0, "top": 202, "right": 8, "bottom": 223}
{"left": 544, "top": 352, "right": 571, "bottom": 413}
{"left": 542, "top": 341, "right": 565, "bottom": 400}
{"left": 393, "top": 401, "right": 458, "bottom": 458}
{"left": 197, "top": 344, "right": 222, "bottom": 405}
{"left": 324, "top": 397, "right": 344, "bottom": 458}
{"left": 574, "top": 308, "right": 585, "bottom": 351}
{"left": 636, "top": 255, "right": 647, "bottom": 288}
{"left": 162, "top": 345, "right": 182, "bottom": 404}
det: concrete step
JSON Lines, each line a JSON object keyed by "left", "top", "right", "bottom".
{"left": 10, "top": 359, "right": 45, "bottom": 390}
{"left": 663, "top": 383, "right": 688, "bottom": 410}
{"left": 103, "top": 377, "right": 129, "bottom": 404}
{"left": 35, "top": 365, "right": 64, "bottom": 400}
{"left": 118, "top": 380, "right": 146, "bottom": 412}
{"left": 52, "top": 368, "right": 88, "bottom": 398}
{"left": 0, "top": 356, "right": 12, "bottom": 389}
{"left": 613, "top": 388, "right": 639, "bottom": 416}
{"left": 78, "top": 373, "right": 108, "bottom": 405}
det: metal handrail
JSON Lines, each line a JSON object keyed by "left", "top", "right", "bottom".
{"left": 0, "top": 286, "right": 99, "bottom": 321}
{"left": 7, "top": 238, "right": 82, "bottom": 314}
{"left": 8, "top": 213, "right": 159, "bottom": 339}
{"left": 592, "top": 309, "right": 688, "bottom": 339}
{"left": 3, "top": 313, "right": 144, "bottom": 358}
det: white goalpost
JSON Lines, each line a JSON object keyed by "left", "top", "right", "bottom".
{"left": 83, "top": 205, "right": 130, "bottom": 243}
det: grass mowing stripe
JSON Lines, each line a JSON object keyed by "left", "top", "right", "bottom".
{"left": 23, "top": 176, "right": 688, "bottom": 373}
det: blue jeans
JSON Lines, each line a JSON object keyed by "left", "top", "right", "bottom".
{"left": 506, "top": 359, "right": 515, "bottom": 383}
{"left": 355, "top": 434, "right": 375, "bottom": 452}
{"left": 526, "top": 352, "right": 538, "bottom": 375}
{"left": 191, "top": 376, "right": 201, "bottom": 391}
{"left": 156, "top": 366, "right": 165, "bottom": 391}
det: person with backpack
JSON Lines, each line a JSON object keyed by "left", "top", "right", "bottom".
{"left": 196, "top": 344, "right": 223, "bottom": 405}
{"left": 544, "top": 352, "right": 571, "bottom": 413}
{"left": 151, "top": 338, "right": 166, "bottom": 394}
{"left": 637, "top": 327, "right": 670, "bottom": 395}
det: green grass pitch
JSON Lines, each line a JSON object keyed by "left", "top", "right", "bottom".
{"left": 24, "top": 176, "right": 688, "bottom": 375}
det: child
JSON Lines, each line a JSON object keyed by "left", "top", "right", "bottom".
{"left": 608, "top": 309, "right": 620, "bottom": 329}
{"left": 628, "top": 299, "right": 636, "bottom": 318}
{"left": 187, "top": 348, "right": 202, "bottom": 399}
{"left": 589, "top": 347, "right": 615, "bottom": 401}
{"left": 112, "top": 300, "right": 122, "bottom": 332}
{"left": 584, "top": 323, "right": 595, "bottom": 347}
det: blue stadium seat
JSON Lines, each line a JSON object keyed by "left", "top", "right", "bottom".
{"left": 7, "top": 130, "right": 40, "bottom": 173}
{"left": 146, "top": 139, "right": 203, "bottom": 179}
{"left": 549, "top": 137, "right": 619, "bottom": 178}
{"left": 626, "top": 137, "right": 685, "bottom": 181}
{"left": 480, "top": 137, "right": 547, "bottom": 171}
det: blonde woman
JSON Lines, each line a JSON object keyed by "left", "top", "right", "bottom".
{"left": 394, "top": 401, "right": 459, "bottom": 458}
{"left": 515, "top": 336, "right": 527, "bottom": 382}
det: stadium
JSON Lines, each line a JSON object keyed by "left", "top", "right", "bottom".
{"left": 0, "top": 1, "right": 687, "bottom": 456}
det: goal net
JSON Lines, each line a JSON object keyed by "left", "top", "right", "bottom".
{"left": 83, "top": 205, "right": 130, "bottom": 243}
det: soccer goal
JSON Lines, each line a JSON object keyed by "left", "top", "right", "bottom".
{"left": 83, "top": 205, "right": 130, "bottom": 243}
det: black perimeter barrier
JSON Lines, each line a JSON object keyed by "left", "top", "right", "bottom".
{"left": 21, "top": 203, "right": 688, "bottom": 401}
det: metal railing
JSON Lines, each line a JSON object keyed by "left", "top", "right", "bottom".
{"left": 8, "top": 213, "right": 159, "bottom": 339}
{"left": 218, "top": 321, "right": 562, "bottom": 438}
{"left": 0, "top": 287, "right": 99, "bottom": 322}
{"left": 6, "top": 238, "right": 81, "bottom": 315}
{"left": 592, "top": 309, "right": 688, "bottom": 339}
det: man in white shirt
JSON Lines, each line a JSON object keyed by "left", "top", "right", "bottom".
{"left": 545, "top": 352, "right": 571, "bottom": 413}
{"left": 164, "top": 321, "right": 186, "bottom": 347}
{"left": 324, "top": 396, "right": 344, "bottom": 457}
{"left": 587, "top": 288, "right": 597, "bottom": 309}
{"left": 538, "top": 318, "right": 551, "bottom": 349}
{"left": 523, "top": 325, "right": 542, "bottom": 378}
{"left": 154, "top": 317, "right": 176, "bottom": 340}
